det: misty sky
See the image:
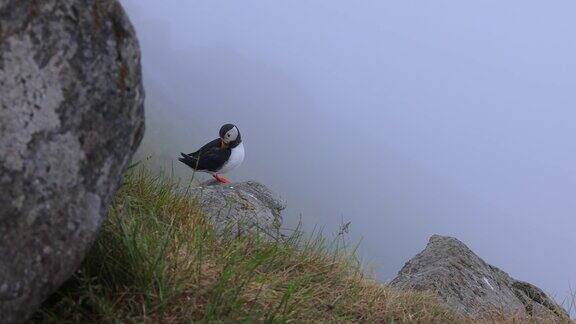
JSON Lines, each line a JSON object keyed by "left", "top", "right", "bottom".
{"left": 121, "top": 0, "right": 576, "bottom": 310}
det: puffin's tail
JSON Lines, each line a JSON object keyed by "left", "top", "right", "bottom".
{"left": 178, "top": 152, "right": 199, "bottom": 170}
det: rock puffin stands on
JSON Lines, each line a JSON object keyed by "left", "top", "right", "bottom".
{"left": 190, "top": 180, "right": 286, "bottom": 240}
{"left": 391, "top": 235, "right": 569, "bottom": 321}
{"left": 0, "top": 0, "right": 144, "bottom": 322}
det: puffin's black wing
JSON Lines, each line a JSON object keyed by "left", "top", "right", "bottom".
{"left": 178, "top": 138, "right": 231, "bottom": 172}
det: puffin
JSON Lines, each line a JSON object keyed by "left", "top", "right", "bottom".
{"left": 178, "top": 123, "right": 245, "bottom": 184}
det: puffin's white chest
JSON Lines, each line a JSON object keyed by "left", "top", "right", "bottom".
{"left": 219, "top": 142, "right": 245, "bottom": 174}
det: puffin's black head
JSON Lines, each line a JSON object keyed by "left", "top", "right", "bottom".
{"left": 219, "top": 123, "right": 242, "bottom": 148}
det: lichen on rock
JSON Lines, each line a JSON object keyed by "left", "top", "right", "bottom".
{"left": 0, "top": 0, "right": 145, "bottom": 322}
{"left": 190, "top": 180, "right": 286, "bottom": 240}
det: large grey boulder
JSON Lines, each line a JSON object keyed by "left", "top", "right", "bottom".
{"left": 391, "top": 235, "right": 568, "bottom": 321}
{"left": 0, "top": 0, "right": 144, "bottom": 322}
{"left": 190, "top": 181, "right": 285, "bottom": 240}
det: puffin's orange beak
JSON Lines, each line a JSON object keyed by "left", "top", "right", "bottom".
{"left": 220, "top": 138, "right": 229, "bottom": 149}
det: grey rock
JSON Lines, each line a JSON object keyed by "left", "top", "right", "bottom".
{"left": 391, "top": 235, "right": 568, "bottom": 321}
{"left": 0, "top": 0, "right": 144, "bottom": 322}
{"left": 190, "top": 181, "right": 286, "bottom": 240}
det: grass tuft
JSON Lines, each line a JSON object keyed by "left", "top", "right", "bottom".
{"left": 31, "top": 167, "right": 476, "bottom": 323}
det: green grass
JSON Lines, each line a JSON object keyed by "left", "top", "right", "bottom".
{"left": 31, "top": 167, "right": 466, "bottom": 323}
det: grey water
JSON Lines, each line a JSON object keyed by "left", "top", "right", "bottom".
{"left": 121, "top": 0, "right": 576, "bottom": 312}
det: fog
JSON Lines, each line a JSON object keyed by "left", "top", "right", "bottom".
{"left": 121, "top": 0, "right": 576, "bottom": 310}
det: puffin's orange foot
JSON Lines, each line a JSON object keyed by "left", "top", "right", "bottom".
{"left": 213, "top": 174, "right": 230, "bottom": 184}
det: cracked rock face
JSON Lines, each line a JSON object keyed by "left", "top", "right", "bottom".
{"left": 190, "top": 181, "right": 286, "bottom": 240}
{"left": 391, "top": 235, "right": 568, "bottom": 321}
{"left": 0, "top": 0, "right": 144, "bottom": 322}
